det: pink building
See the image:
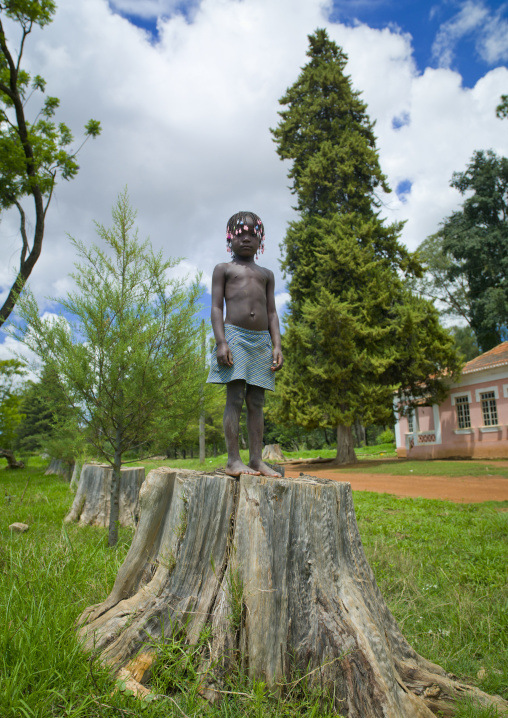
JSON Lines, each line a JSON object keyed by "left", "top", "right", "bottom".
{"left": 395, "top": 341, "right": 508, "bottom": 459}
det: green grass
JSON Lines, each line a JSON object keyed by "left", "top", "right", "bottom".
{"left": 1, "top": 457, "right": 506, "bottom": 716}
{"left": 135, "top": 443, "right": 397, "bottom": 474}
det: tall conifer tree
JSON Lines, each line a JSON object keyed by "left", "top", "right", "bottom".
{"left": 271, "top": 29, "right": 460, "bottom": 462}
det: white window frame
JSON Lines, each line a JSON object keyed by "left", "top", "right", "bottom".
{"left": 475, "top": 386, "right": 499, "bottom": 402}
{"left": 479, "top": 389, "right": 499, "bottom": 427}
{"left": 454, "top": 395, "right": 472, "bottom": 430}
{"left": 503, "top": 384, "right": 508, "bottom": 399}
{"left": 451, "top": 391, "right": 472, "bottom": 405}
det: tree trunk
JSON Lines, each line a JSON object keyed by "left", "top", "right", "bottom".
{"left": 0, "top": 447, "right": 25, "bottom": 469}
{"left": 65, "top": 464, "right": 144, "bottom": 528}
{"left": 45, "top": 457, "right": 74, "bottom": 481}
{"left": 78, "top": 469, "right": 506, "bottom": 717}
{"left": 335, "top": 424, "right": 357, "bottom": 464}
{"left": 354, "top": 419, "right": 366, "bottom": 448}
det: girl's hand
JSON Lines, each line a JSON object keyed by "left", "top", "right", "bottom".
{"left": 271, "top": 348, "right": 284, "bottom": 371}
{"left": 217, "top": 342, "right": 233, "bottom": 367}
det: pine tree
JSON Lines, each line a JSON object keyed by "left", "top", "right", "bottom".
{"left": 270, "top": 29, "right": 461, "bottom": 462}
{"left": 12, "top": 190, "right": 202, "bottom": 545}
{"left": 16, "top": 363, "right": 80, "bottom": 456}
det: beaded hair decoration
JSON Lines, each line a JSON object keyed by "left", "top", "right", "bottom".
{"left": 226, "top": 211, "right": 265, "bottom": 259}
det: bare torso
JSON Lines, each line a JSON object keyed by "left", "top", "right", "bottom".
{"left": 222, "top": 261, "right": 271, "bottom": 331}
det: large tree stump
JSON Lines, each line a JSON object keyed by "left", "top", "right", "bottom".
{"left": 78, "top": 469, "right": 507, "bottom": 717}
{"left": 65, "top": 464, "right": 144, "bottom": 527}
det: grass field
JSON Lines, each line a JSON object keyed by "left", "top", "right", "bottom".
{"left": 1, "top": 457, "right": 507, "bottom": 717}
{"left": 137, "top": 443, "right": 397, "bottom": 474}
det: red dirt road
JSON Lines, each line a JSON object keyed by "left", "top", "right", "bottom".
{"left": 284, "top": 465, "right": 508, "bottom": 503}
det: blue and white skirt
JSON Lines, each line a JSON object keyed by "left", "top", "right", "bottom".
{"left": 207, "top": 324, "right": 275, "bottom": 391}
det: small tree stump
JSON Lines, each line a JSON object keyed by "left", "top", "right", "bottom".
{"left": 65, "top": 464, "right": 145, "bottom": 527}
{"left": 78, "top": 469, "right": 507, "bottom": 717}
{"left": 262, "top": 443, "right": 286, "bottom": 461}
{"left": 45, "top": 458, "right": 74, "bottom": 481}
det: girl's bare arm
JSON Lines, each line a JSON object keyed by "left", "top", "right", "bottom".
{"left": 210, "top": 264, "right": 233, "bottom": 366}
{"left": 266, "top": 270, "right": 284, "bottom": 370}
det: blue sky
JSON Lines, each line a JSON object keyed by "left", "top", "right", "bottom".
{"left": 1, "top": 0, "right": 507, "bottom": 360}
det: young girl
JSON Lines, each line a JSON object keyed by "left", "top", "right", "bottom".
{"left": 207, "top": 211, "right": 283, "bottom": 477}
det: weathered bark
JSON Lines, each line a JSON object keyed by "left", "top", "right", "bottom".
{"left": 69, "top": 461, "right": 82, "bottom": 492}
{"left": 336, "top": 424, "right": 357, "bottom": 464}
{"left": 78, "top": 469, "right": 506, "bottom": 717}
{"left": 0, "top": 447, "right": 25, "bottom": 469}
{"left": 45, "top": 458, "right": 74, "bottom": 481}
{"left": 261, "top": 443, "right": 286, "bottom": 461}
{"left": 65, "top": 464, "right": 145, "bottom": 527}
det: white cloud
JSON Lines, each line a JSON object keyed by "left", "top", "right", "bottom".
{"left": 0, "top": 0, "right": 507, "bottom": 364}
{"left": 109, "top": 0, "right": 189, "bottom": 20}
{"left": 275, "top": 292, "right": 291, "bottom": 313}
{"left": 478, "top": 14, "right": 508, "bottom": 64}
{"left": 432, "top": 0, "right": 508, "bottom": 67}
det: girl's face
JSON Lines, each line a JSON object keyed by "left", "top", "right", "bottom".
{"left": 230, "top": 216, "right": 260, "bottom": 258}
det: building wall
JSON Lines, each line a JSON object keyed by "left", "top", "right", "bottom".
{"left": 396, "top": 369, "right": 508, "bottom": 459}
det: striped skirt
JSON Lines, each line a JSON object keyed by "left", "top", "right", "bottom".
{"left": 207, "top": 324, "right": 275, "bottom": 391}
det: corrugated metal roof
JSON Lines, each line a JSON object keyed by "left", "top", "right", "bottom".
{"left": 462, "top": 341, "right": 508, "bottom": 374}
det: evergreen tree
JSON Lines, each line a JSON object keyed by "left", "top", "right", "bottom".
{"left": 12, "top": 190, "right": 202, "bottom": 545}
{"left": 16, "top": 363, "right": 79, "bottom": 455}
{"left": 270, "top": 29, "right": 461, "bottom": 463}
{"left": 0, "top": 358, "right": 25, "bottom": 467}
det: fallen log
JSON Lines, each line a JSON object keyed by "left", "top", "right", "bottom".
{"left": 65, "top": 464, "right": 145, "bottom": 527}
{"left": 78, "top": 469, "right": 507, "bottom": 717}
{"left": 0, "top": 447, "right": 25, "bottom": 469}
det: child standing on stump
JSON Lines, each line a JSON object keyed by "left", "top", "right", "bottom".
{"left": 207, "top": 211, "right": 283, "bottom": 477}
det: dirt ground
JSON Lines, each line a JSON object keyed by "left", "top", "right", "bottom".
{"left": 283, "top": 461, "right": 508, "bottom": 503}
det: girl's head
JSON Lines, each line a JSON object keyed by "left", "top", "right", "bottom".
{"left": 226, "top": 211, "right": 265, "bottom": 257}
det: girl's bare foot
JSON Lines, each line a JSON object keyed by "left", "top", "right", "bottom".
{"left": 248, "top": 461, "right": 282, "bottom": 477}
{"left": 225, "top": 459, "right": 261, "bottom": 477}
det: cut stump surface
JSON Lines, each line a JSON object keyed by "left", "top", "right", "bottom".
{"left": 78, "top": 468, "right": 507, "bottom": 717}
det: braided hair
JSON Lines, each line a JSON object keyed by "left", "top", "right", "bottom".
{"left": 226, "top": 211, "right": 265, "bottom": 257}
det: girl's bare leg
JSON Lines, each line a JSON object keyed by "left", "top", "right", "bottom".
{"left": 245, "top": 384, "right": 281, "bottom": 477}
{"left": 224, "top": 380, "right": 260, "bottom": 476}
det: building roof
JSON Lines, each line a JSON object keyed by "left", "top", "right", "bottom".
{"left": 462, "top": 341, "right": 508, "bottom": 375}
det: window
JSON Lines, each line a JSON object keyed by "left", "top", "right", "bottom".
{"left": 481, "top": 391, "right": 498, "bottom": 426}
{"left": 408, "top": 412, "right": 414, "bottom": 433}
{"left": 455, "top": 396, "right": 471, "bottom": 429}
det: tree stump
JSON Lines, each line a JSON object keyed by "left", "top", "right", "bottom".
{"left": 69, "top": 461, "right": 82, "bottom": 492}
{"left": 65, "top": 464, "right": 145, "bottom": 527}
{"left": 262, "top": 443, "right": 286, "bottom": 461}
{"left": 78, "top": 469, "right": 507, "bottom": 717}
{"left": 45, "top": 458, "right": 74, "bottom": 481}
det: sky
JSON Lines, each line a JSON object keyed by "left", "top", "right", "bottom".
{"left": 1, "top": 0, "right": 508, "bottom": 362}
